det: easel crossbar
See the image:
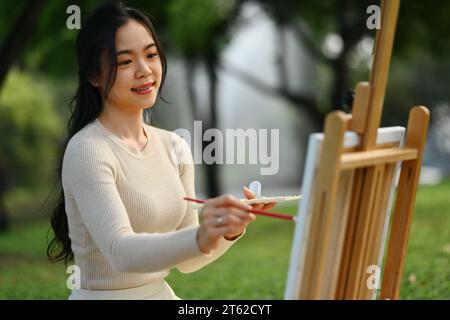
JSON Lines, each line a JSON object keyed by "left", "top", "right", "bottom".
{"left": 340, "top": 148, "right": 417, "bottom": 170}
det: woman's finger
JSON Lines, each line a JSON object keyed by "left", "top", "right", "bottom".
{"left": 203, "top": 208, "right": 244, "bottom": 226}
{"left": 204, "top": 194, "right": 252, "bottom": 212}
{"left": 226, "top": 214, "right": 246, "bottom": 227}
{"left": 243, "top": 186, "right": 255, "bottom": 199}
{"left": 227, "top": 207, "right": 253, "bottom": 221}
{"left": 252, "top": 203, "right": 264, "bottom": 210}
{"left": 243, "top": 186, "right": 264, "bottom": 210}
{"left": 261, "top": 202, "right": 277, "bottom": 211}
{"left": 202, "top": 207, "right": 227, "bottom": 222}
{"left": 226, "top": 210, "right": 255, "bottom": 230}
{"left": 206, "top": 208, "right": 254, "bottom": 231}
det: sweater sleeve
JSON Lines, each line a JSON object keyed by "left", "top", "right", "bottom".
{"left": 62, "top": 139, "right": 211, "bottom": 273}
{"left": 171, "top": 135, "right": 244, "bottom": 274}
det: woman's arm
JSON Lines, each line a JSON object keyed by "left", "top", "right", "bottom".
{"left": 172, "top": 136, "right": 244, "bottom": 273}
{"left": 62, "top": 139, "right": 211, "bottom": 273}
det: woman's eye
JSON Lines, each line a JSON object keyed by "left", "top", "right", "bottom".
{"left": 118, "top": 60, "right": 132, "bottom": 66}
{"left": 147, "top": 53, "right": 158, "bottom": 59}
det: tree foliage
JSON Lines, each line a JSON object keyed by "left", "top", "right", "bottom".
{"left": 0, "top": 70, "right": 63, "bottom": 189}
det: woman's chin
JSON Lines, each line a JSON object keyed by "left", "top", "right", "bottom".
{"left": 130, "top": 90, "right": 157, "bottom": 105}
{"left": 131, "top": 96, "right": 157, "bottom": 109}
{"left": 142, "top": 104, "right": 155, "bottom": 110}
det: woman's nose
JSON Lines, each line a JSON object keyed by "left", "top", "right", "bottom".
{"left": 136, "top": 59, "right": 152, "bottom": 78}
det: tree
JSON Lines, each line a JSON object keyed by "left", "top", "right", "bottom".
{"left": 163, "top": 0, "right": 450, "bottom": 194}
{"left": 220, "top": 0, "right": 450, "bottom": 128}
{"left": 168, "top": 0, "right": 241, "bottom": 197}
{"left": 0, "top": 70, "right": 63, "bottom": 231}
{"left": 2, "top": 0, "right": 449, "bottom": 201}
{"left": 0, "top": 0, "right": 48, "bottom": 88}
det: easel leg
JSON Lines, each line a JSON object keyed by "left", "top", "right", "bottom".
{"left": 344, "top": 165, "right": 384, "bottom": 299}
{"left": 299, "top": 111, "right": 348, "bottom": 299}
{"left": 335, "top": 169, "right": 365, "bottom": 299}
{"left": 380, "top": 106, "right": 430, "bottom": 299}
{"left": 359, "top": 162, "right": 397, "bottom": 299}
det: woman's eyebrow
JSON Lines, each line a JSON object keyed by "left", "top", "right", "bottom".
{"left": 116, "top": 43, "right": 156, "bottom": 56}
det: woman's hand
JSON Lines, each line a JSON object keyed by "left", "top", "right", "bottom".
{"left": 196, "top": 195, "right": 256, "bottom": 254}
{"left": 242, "top": 186, "right": 277, "bottom": 211}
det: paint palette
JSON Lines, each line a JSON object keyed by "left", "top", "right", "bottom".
{"left": 190, "top": 195, "right": 302, "bottom": 209}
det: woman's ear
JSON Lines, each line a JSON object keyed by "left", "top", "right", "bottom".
{"left": 89, "top": 79, "right": 100, "bottom": 87}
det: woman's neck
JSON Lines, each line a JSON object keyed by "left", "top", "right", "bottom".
{"left": 98, "top": 107, "right": 147, "bottom": 148}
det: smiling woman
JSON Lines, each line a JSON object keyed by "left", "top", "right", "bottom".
{"left": 46, "top": 1, "right": 274, "bottom": 300}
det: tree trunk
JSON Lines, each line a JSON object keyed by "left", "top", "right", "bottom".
{"left": 331, "top": 52, "right": 350, "bottom": 111}
{"left": 0, "top": 196, "right": 9, "bottom": 232}
{"left": 0, "top": 160, "right": 10, "bottom": 232}
{"left": 0, "top": 0, "right": 48, "bottom": 89}
{"left": 184, "top": 57, "right": 198, "bottom": 119}
{"left": 274, "top": 19, "right": 288, "bottom": 89}
{"left": 204, "top": 53, "right": 221, "bottom": 197}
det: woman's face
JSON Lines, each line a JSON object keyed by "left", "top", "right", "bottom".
{"left": 99, "top": 19, "right": 162, "bottom": 112}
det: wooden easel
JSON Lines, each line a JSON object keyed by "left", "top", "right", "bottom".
{"left": 295, "top": 0, "right": 429, "bottom": 299}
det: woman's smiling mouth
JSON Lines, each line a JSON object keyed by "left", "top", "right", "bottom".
{"left": 131, "top": 81, "right": 155, "bottom": 95}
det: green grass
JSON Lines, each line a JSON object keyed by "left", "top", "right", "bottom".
{"left": 0, "top": 181, "right": 449, "bottom": 299}
{"left": 0, "top": 223, "right": 70, "bottom": 299}
{"left": 395, "top": 179, "right": 450, "bottom": 299}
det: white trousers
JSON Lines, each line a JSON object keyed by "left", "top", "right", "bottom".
{"left": 68, "top": 279, "right": 181, "bottom": 300}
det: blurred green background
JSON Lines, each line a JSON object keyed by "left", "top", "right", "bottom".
{"left": 0, "top": 0, "right": 448, "bottom": 299}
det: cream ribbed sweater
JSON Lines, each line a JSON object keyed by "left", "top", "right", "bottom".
{"left": 61, "top": 118, "right": 240, "bottom": 290}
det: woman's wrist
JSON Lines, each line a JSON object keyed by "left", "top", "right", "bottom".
{"left": 196, "top": 227, "right": 211, "bottom": 254}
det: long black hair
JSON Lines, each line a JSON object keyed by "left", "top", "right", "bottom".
{"left": 46, "top": 1, "right": 167, "bottom": 264}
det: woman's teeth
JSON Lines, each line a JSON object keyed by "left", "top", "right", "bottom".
{"left": 132, "top": 85, "right": 151, "bottom": 91}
